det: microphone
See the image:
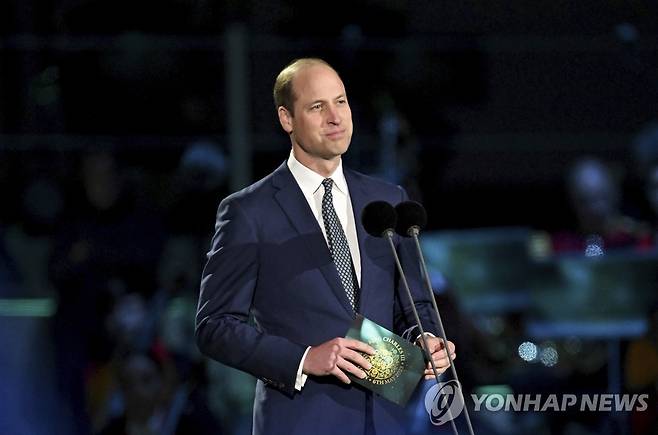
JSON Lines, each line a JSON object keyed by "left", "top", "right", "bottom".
{"left": 361, "top": 201, "right": 461, "bottom": 435}
{"left": 394, "top": 200, "right": 427, "bottom": 237}
{"left": 395, "top": 201, "right": 475, "bottom": 435}
{"left": 362, "top": 200, "right": 397, "bottom": 238}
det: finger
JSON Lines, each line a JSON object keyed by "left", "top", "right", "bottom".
{"left": 330, "top": 366, "right": 352, "bottom": 384}
{"left": 424, "top": 367, "right": 448, "bottom": 377}
{"left": 341, "top": 348, "right": 373, "bottom": 371}
{"left": 425, "top": 373, "right": 446, "bottom": 380}
{"left": 425, "top": 338, "right": 456, "bottom": 355}
{"left": 430, "top": 349, "right": 451, "bottom": 359}
{"left": 336, "top": 357, "right": 369, "bottom": 379}
{"left": 418, "top": 335, "right": 439, "bottom": 351}
{"left": 426, "top": 361, "right": 449, "bottom": 373}
{"left": 427, "top": 353, "right": 456, "bottom": 369}
{"left": 342, "top": 338, "right": 376, "bottom": 355}
{"left": 431, "top": 353, "right": 456, "bottom": 368}
{"left": 425, "top": 355, "right": 457, "bottom": 368}
{"left": 429, "top": 348, "right": 456, "bottom": 360}
{"left": 425, "top": 360, "right": 453, "bottom": 374}
{"left": 428, "top": 351, "right": 456, "bottom": 363}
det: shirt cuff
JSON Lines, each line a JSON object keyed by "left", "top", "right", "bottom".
{"left": 295, "top": 346, "right": 311, "bottom": 391}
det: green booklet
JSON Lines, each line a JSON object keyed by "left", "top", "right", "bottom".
{"left": 345, "top": 315, "right": 426, "bottom": 407}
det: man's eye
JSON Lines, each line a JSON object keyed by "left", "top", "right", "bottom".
{"left": 311, "top": 104, "right": 322, "bottom": 110}
{"left": 337, "top": 99, "right": 347, "bottom": 105}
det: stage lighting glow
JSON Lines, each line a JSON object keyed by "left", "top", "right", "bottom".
{"left": 540, "top": 347, "right": 559, "bottom": 367}
{"left": 584, "top": 235, "right": 604, "bottom": 257}
{"left": 518, "top": 341, "right": 537, "bottom": 362}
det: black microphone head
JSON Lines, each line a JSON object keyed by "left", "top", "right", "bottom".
{"left": 394, "top": 201, "right": 427, "bottom": 236}
{"left": 361, "top": 201, "right": 397, "bottom": 238}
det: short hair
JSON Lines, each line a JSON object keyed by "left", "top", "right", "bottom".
{"left": 273, "top": 58, "right": 335, "bottom": 115}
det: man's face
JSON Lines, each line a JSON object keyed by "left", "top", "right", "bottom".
{"left": 570, "top": 163, "right": 618, "bottom": 229}
{"left": 279, "top": 65, "right": 353, "bottom": 162}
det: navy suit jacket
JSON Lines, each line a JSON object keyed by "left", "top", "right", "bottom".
{"left": 196, "top": 162, "right": 438, "bottom": 435}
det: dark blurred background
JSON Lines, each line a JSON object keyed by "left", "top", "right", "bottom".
{"left": 1, "top": 1, "right": 658, "bottom": 434}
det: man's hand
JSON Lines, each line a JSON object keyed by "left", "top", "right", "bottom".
{"left": 418, "top": 336, "right": 456, "bottom": 380}
{"left": 303, "top": 337, "right": 375, "bottom": 384}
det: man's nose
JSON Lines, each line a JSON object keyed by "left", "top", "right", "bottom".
{"left": 325, "top": 104, "right": 341, "bottom": 125}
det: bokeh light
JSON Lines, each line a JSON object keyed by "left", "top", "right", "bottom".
{"left": 518, "top": 341, "right": 538, "bottom": 362}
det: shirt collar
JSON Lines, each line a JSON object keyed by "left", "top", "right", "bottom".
{"left": 287, "top": 150, "right": 348, "bottom": 196}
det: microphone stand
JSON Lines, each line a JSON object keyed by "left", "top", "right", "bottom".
{"left": 382, "top": 229, "right": 461, "bottom": 435}
{"left": 408, "top": 227, "right": 476, "bottom": 435}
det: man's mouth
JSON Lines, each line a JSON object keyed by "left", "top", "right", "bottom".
{"left": 325, "top": 130, "right": 346, "bottom": 139}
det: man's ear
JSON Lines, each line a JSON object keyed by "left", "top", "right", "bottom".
{"left": 278, "top": 106, "right": 293, "bottom": 134}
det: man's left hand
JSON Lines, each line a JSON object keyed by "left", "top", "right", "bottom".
{"left": 417, "top": 336, "right": 456, "bottom": 380}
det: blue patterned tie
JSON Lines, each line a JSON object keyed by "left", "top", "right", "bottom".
{"left": 321, "top": 178, "right": 359, "bottom": 312}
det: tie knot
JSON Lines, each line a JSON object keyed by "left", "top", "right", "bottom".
{"left": 322, "top": 178, "right": 334, "bottom": 192}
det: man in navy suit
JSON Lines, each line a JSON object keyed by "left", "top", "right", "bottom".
{"left": 196, "top": 58, "right": 456, "bottom": 435}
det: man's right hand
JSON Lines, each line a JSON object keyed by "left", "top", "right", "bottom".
{"left": 303, "top": 338, "right": 375, "bottom": 384}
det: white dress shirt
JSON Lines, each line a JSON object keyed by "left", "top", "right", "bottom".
{"left": 286, "top": 150, "right": 362, "bottom": 390}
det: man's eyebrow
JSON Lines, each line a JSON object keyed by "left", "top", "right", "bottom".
{"left": 307, "top": 94, "right": 346, "bottom": 106}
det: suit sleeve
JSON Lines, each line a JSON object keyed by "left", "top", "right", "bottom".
{"left": 195, "top": 197, "right": 307, "bottom": 396}
{"left": 392, "top": 186, "right": 440, "bottom": 340}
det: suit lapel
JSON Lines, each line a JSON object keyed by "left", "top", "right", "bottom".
{"left": 272, "top": 163, "right": 355, "bottom": 317}
{"left": 344, "top": 168, "right": 375, "bottom": 316}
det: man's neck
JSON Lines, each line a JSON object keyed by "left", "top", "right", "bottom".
{"left": 291, "top": 148, "right": 341, "bottom": 178}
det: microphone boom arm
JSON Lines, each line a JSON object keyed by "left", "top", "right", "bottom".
{"left": 383, "top": 229, "right": 461, "bottom": 435}
{"left": 409, "top": 227, "right": 476, "bottom": 435}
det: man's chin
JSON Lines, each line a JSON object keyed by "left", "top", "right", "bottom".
{"left": 324, "top": 139, "right": 351, "bottom": 156}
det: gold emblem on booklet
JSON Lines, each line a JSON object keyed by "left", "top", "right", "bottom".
{"left": 345, "top": 315, "right": 426, "bottom": 406}
{"left": 364, "top": 337, "right": 405, "bottom": 385}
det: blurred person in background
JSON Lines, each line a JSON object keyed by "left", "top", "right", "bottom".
{"left": 157, "top": 140, "right": 254, "bottom": 433}
{"left": 88, "top": 290, "right": 222, "bottom": 434}
{"left": 87, "top": 292, "right": 151, "bottom": 431}
{"left": 646, "top": 163, "right": 658, "bottom": 231}
{"left": 371, "top": 90, "right": 422, "bottom": 201}
{"left": 165, "top": 140, "right": 228, "bottom": 239}
{"left": 3, "top": 176, "right": 64, "bottom": 297}
{"left": 49, "top": 150, "right": 165, "bottom": 435}
{"left": 98, "top": 350, "right": 221, "bottom": 435}
{"left": 551, "top": 156, "right": 652, "bottom": 254}
{"left": 633, "top": 121, "right": 658, "bottom": 240}
{"left": 160, "top": 140, "right": 229, "bottom": 302}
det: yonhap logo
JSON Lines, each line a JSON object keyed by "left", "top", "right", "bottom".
{"left": 423, "top": 386, "right": 650, "bottom": 426}
{"left": 424, "top": 380, "right": 465, "bottom": 425}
